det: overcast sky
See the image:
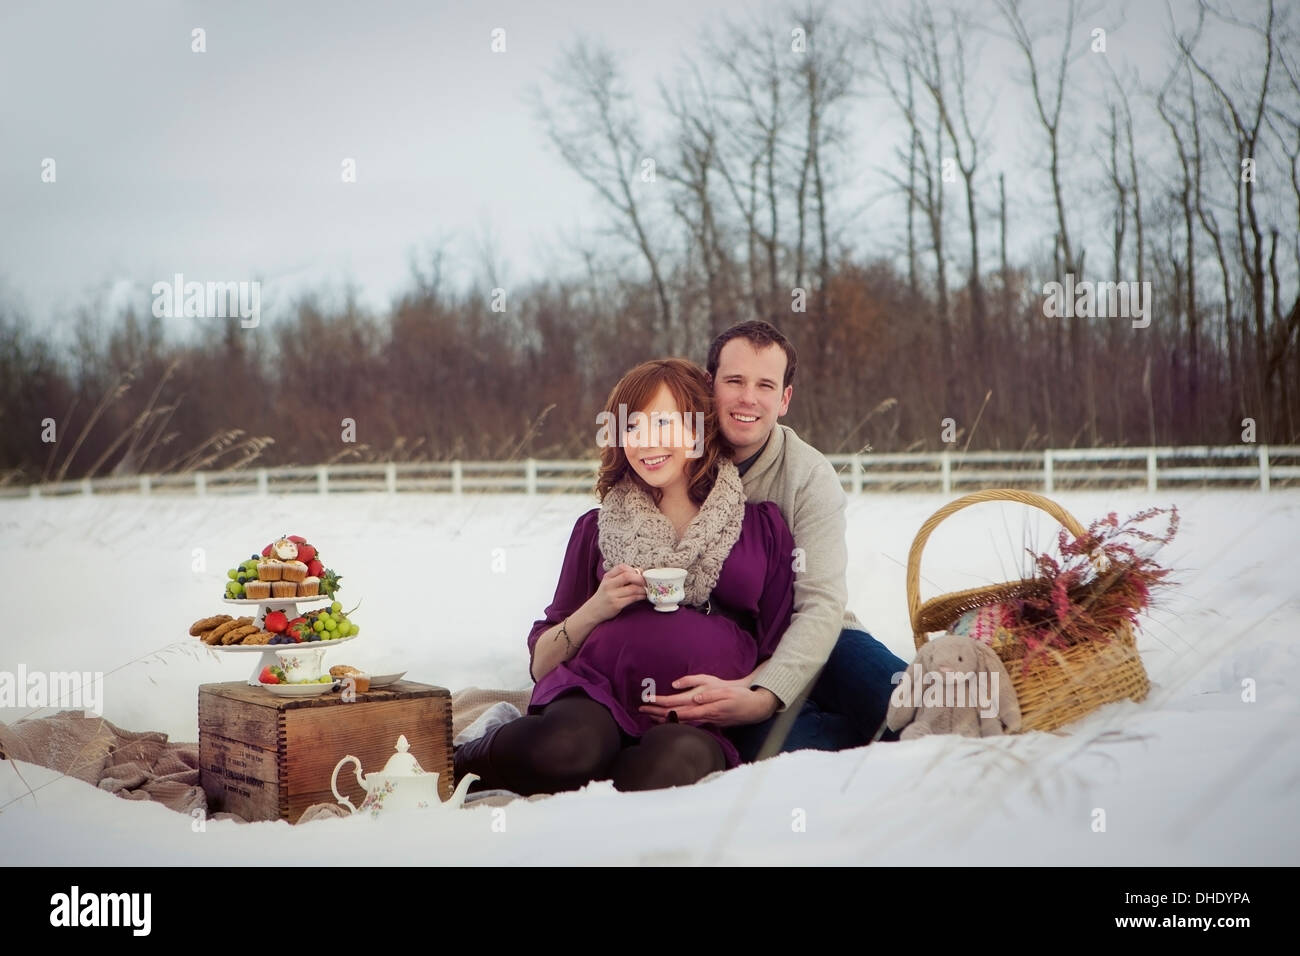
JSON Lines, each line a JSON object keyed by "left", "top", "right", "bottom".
{"left": 0, "top": 0, "right": 767, "bottom": 332}
{"left": 0, "top": 0, "right": 1228, "bottom": 341}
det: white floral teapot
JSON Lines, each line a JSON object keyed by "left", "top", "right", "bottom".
{"left": 331, "top": 735, "right": 477, "bottom": 816}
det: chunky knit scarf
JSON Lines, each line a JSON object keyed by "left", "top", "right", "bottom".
{"left": 597, "top": 459, "right": 746, "bottom": 606}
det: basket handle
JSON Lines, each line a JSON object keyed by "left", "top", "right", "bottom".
{"left": 906, "top": 489, "right": 1088, "bottom": 650}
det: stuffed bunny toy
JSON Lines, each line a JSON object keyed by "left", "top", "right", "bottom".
{"left": 886, "top": 632, "right": 1022, "bottom": 739}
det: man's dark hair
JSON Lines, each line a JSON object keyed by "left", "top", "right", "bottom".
{"left": 706, "top": 321, "right": 798, "bottom": 389}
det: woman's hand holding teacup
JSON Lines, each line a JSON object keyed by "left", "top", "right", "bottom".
{"left": 585, "top": 563, "right": 647, "bottom": 622}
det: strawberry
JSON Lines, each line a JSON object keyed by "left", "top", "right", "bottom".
{"left": 306, "top": 558, "right": 324, "bottom": 577}
{"left": 259, "top": 666, "right": 278, "bottom": 685}
{"left": 296, "top": 543, "right": 317, "bottom": 563}
{"left": 288, "top": 535, "right": 307, "bottom": 544}
{"left": 261, "top": 543, "right": 273, "bottom": 557}
{"left": 264, "top": 610, "right": 288, "bottom": 634}
{"left": 288, "top": 621, "right": 310, "bottom": 643}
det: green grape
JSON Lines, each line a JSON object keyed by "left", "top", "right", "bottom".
{"left": 325, "top": 618, "right": 337, "bottom": 631}
{"left": 227, "top": 569, "right": 238, "bottom": 579}
{"left": 330, "top": 602, "right": 342, "bottom": 613}
{"left": 312, "top": 620, "right": 324, "bottom": 632}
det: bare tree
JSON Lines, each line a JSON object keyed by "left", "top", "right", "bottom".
{"left": 996, "top": 0, "right": 1093, "bottom": 280}
{"left": 1176, "top": 0, "right": 1292, "bottom": 428}
{"left": 867, "top": 19, "right": 953, "bottom": 400}
{"left": 916, "top": 4, "right": 990, "bottom": 353}
{"left": 1169, "top": 11, "right": 1242, "bottom": 409}
{"left": 791, "top": 4, "right": 855, "bottom": 324}
{"left": 1157, "top": 56, "right": 1204, "bottom": 417}
{"left": 534, "top": 41, "right": 674, "bottom": 338}
{"left": 660, "top": 69, "right": 738, "bottom": 339}
{"left": 705, "top": 20, "right": 793, "bottom": 324}
{"left": 907, "top": 68, "right": 920, "bottom": 299}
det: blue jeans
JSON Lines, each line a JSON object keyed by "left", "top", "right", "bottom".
{"left": 725, "top": 628, "right": 908, "bottom": 763}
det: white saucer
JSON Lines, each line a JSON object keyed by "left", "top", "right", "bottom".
{"left": 260, "top": 681, "right": 335, "bottom": 697}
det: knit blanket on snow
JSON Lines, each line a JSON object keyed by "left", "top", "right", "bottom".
{"left": 0, "top": 710, "right": 205, "bottom": 815}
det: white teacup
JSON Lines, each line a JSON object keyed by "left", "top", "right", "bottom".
{"left": 275, "top": 647, "right": 325, "bottom": 682}
{"left": 643, "top": 567, "right": 688, "bottom": 612}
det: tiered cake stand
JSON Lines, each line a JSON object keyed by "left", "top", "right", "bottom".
{"left": 214, "top": 595, "right": 357, "bottom": 684}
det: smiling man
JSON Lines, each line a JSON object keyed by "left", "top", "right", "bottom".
{"left": 639, "top": 321, "right": 906, "bottom": 759}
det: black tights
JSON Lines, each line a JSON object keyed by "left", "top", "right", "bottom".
{"left": 486, "top": 695, "right": 726, "bottom": 796}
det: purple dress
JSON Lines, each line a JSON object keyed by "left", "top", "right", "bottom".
{"left": 527, "top": 502, "right": 796, "bottom": 768}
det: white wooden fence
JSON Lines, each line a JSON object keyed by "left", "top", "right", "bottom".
{"left": 7, "top": 445, "right": 1298, "bottom": 499}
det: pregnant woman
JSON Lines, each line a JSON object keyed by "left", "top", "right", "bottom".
{"left": 454, "top": 358, "right": 796, "bottom": 794}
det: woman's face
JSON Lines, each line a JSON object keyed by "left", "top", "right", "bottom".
{"left": 624, "top": 383, "right": 698, "bottom": 496}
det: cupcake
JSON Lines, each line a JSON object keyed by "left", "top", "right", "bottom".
{"left": 330, "top": 665, "right": 369, "bottom": 692}
{"left": 271, "top": 581, "right": 297, "bottom": 598}
{"left": 297, "top": 576, "right": 320, "bottom": 597}
{"left": 245, "top": 580, "right": 272, "bottom": 600}
{"left": 257, "top": 559, "right": 283, "bottom": 581}
{"left": 282, "top": 560, "right": 308, "bottom": 583}
{"left": 272, "top": 537, "right": 299, "bottom": 560}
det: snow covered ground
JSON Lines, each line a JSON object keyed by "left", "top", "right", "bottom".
{"left": 1, "top": 488, "right": 1296, "bottom": 865}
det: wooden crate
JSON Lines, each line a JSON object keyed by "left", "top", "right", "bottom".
{"left": 199, "top": 680, "right": 452, "bottom": 823}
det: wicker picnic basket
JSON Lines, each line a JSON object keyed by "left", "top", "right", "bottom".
{"left": 905, "top": 489, "right": 1151, "bottom": 733}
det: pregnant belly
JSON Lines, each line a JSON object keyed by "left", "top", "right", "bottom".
{"left": 578, "top": 605, "right": 758, "bottom": 701}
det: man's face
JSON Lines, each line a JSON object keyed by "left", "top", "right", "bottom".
{"left": 712, "top": 339, "right": 792, "bottom": 461}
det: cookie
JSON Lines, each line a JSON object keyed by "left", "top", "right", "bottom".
{"left": 208, "top": 617, "right": 253, "bottom": 644}
{"left": 190, "top": 614, "right": 233, "bottom": 637}
{"left": 223, "top": 623, "right": 260, "bottom": 645}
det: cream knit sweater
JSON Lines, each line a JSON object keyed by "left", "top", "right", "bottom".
{"left": 741, "top": 424, "right": 863, "bottom": 710}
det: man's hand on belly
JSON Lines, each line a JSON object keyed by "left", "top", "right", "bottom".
{"left": 638, "top": 674, "right": 780, "bottom": 727}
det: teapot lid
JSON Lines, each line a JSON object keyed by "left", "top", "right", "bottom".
{"left": 378, "top": 735, "right": 427, "bottom": 776}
